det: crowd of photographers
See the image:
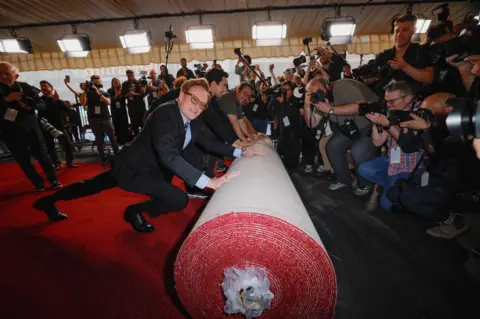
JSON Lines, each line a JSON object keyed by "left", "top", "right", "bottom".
{"left": 1, "top": 12, "right": 479, "bottom": 242}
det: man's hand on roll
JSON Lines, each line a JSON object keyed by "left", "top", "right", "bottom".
{"left": 207, "top": 171, "right": 241, "bottom": 190}
{"left": 242, "top": 148, "right": 266, "bottom": 157}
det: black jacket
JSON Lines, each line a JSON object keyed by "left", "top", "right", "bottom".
{"left": 111, "top": 101, "right": 235, "bottom": 192}
{"left": 38, "top": 97, "right": 70, "bottom": 130}
{"left": 0, "top": 82, "right": 45, "bottom": 134}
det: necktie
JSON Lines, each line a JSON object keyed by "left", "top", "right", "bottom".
{"left": 183, "top": 121, "right": 191, "bottom": 150}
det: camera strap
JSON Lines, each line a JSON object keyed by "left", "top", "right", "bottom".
{"left": 407, "top": 151, "right": 428, "bottom": 183}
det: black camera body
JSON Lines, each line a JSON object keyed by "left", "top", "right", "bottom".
{"left": 339, "top": 118, "right": 360, "bottom": 140}
{"left": 358, "top": 100, "right": 387, "bottom": 116}
{"left": 20, "top": 86, "right": 42, "bottom": 106}
{"left": 265, "top": 86, "right": 282, "bottom": 98}
{"left": 234, "top": 48, "right": 242, "bottom": 56}
{"left": 352, "top": 61, "right": 379, "bottom": 80}
{"left": 139, "top": 75, "right": 148, "bottom": 87}
{"left": 311, "top": 89, "right": 325, "bottom": 104}
{"left": 429, "top": 25, "right": 480, "bottom": 63}
{"left": 85, "top": 81, "right": 103, "bottom": 92}
{"left": 389, "top": 110, "right": 413, "bottom": 125}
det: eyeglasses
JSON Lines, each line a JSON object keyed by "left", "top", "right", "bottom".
{"left": 184, "top": 91, "right": 208, "bottom": 110}
{"left": 385, "top": 95, "right": 410, "bottom": 103}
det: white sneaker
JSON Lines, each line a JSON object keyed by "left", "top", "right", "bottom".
{"left": 316, "top": 165, "right": 326, "bottom": 174}
{"left": 354, "top": 185, "right": 372, "bottom": 196}
{"left": 328, "top": 182, "right": 348, "bottom": 191}
{"left": 304, "top": 165, "right": 313, "bottom": 173}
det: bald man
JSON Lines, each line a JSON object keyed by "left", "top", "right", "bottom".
{"left": 0, "top": 62, "right": 62, "bottom": 191}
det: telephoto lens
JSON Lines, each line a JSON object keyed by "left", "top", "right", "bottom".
{"left": 446, "top": 98, "right": 479, "bottom": 141}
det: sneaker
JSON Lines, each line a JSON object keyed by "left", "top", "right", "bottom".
{"left": 328, "top": 182, "right": 348, "bottom": 192}
{"left": 67, "top": 163, "right": 78, "bottom": 168}
{"left": 49, "top": 180, "right": 63, "bottom": 190}
{"left": 426, "top": 215, "right": 469, "bottom": 239}
{"left": 316, "top": 165, "right": 326, "bottom": 174}
{"left": 35, "top": 185, "right": 46, "bottom": 192}
{"left": 304, "top": 165, "right": 313, "bottom": 173}
{"left": 354, "top": 185, "right": 372, "bottom": 196}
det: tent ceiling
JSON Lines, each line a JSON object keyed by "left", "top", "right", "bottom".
{"left": 0, "top": 0, "right": 476, "bottom": 53}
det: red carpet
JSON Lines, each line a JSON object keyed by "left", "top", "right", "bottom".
{"left": 0, "top": 162, "right": 208, "bottom": 319}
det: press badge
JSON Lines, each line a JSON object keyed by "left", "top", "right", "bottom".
{"left": 283, "top": 116, "right": 290, "bottom": 127}
{"left": 266, "top": 123, "right": 272, "bottom": 136}
{"left": 253, "top": 104, "right": 258, "bottom": 112}
{"left": 4, "top": 108, "right": 18, "bottom": 122}
{"left": 421, "top": 172, "right": 430, "bottom": 187}
{"left": 94, "top": 106, "right": 101, "bottom": 115}
{"left": 325, "top": 122, "right": 332, "bottom": 137}
{"left": 116, "top": 102, "right": 121, "bottom": 109}
{"left": 390, "top": 147, "right": 401, "bottom": 164}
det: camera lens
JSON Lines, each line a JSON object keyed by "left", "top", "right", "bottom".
{"left": 446, "top": 98, "right": 479, "bottom": 141}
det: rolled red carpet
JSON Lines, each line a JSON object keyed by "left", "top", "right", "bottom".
{"left": 175, "top": 141, "right": 337, "bottom": 318}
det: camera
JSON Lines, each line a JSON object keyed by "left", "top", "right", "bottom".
{"left": 85, "top": 80, "right": 103, "bottom": 92}
{"left": 194, "top": 63, "right": 206, "bottom": 78}
{"left": 19, "top": 86, "right": 42, "bottom": 106}
{"left": 39, "top": 117, "right": 63, "bottom": 138}
{"left": 389, "top": 110, "right": 413, "bottom": 125}
{"left": 303, "top": 37, "right": 312, "bottom": 46}
{"left": 358, "top": 100, "right": 387, "bottom": 116}
{"left": 234, "top": 48, "right": 242, "bottom": 56}
{"left": 429, "top": 25, "right": 480, "bottom": 64}
{"left": 293, "top": 55, "right": 318, "bottom": 68}
{"left": 265, "top": 86, "right": 282, "bottom": 98}
{"left": 352, "top": 61, "right": 379, "bottom": 80}
{"left": 311, "top": 89, "right": 326, "bottom": 104}
{"left": 339, "top": 118, "right": 360, "bottom": 140}
{"left": 446, "top": 98, "right": 480, "bottom": 141}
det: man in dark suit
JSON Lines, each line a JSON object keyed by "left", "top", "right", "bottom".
{"left": 0, "top": 62, "right": 62, "bottom": 191}
{"left": 34, "top": 79, "right": 263, "bottom": 233}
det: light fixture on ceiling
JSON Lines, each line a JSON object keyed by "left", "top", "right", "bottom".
{"left": 0, "top": 29, "right": 33, "bottom": 54}
{"left": 415, "top": 18, "right": 432, "bottom": 34}
{"left": 252, "top": 10, "right": 287, "bottom": 46}
{"left": 120, "top": 19, "right": 152, "bottom": 54}
{"left": 321, "top": 16, "right": 356, "bottom": 45}
{"left": 57, "top": 25, "right": 91, "bottom": 57}
{"left": 185, "top": 25, "right": 215, "bottom": 49}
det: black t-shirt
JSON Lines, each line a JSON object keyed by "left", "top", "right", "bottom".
{"left": 86, "top": 90, "right": 111, "bottom": 120}
{"left": 121, "top": 80, "right": 146, "bottom": 115}
{"left": 176, "top": 68, "right": 196, "bottom": 79}
{"left": 375, "top": 43, "right": 433, "bottom": 95}
{"left": 39, "top": 97, "right": 69, "bottom": 130}
{"left": 108, "top": 88, "right": 127, "bottom": 118}
{"left": 424, "top": 59, "right": 466, "bottom": 97}
{"left": 327, "top": 55, "right": 346, "bottom": 82}
{"left": 243, "top": 97, "right": 268, "bottom": 120}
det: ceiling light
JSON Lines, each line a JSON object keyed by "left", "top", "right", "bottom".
{"left": 0, "top": 38, "right": 33, "bottom": 54}
{"left": 416, "top": 19, "right": 432, "bottom": 34}
{"left": 57, "top": 34, "right": 91, "bottom": 57}
{"left": 120, "top": 29, "right": 152, "bottom": 54}
{"left": 185, "top": 25, "right": 215, "bottom": 49}
{"left": 252, "top": 21, "right": 287, "bottom": 46}
{"left": 321, "top": 17, "right": 356, "bottom": 45}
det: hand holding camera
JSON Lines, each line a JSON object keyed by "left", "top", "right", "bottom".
{"left": 365, "top": 113, "right": 390, "bottom": 127}
{"left": 399, "top": 113, "right": 430, "bottom": 130}
{"left": 388, "top": 57, "right": 408, "bottom": 71}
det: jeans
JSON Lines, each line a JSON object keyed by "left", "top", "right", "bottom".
{"left": 358, "top": 156, "right": 411, "bottom": 211}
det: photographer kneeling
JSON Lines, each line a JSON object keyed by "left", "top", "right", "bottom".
{"left": 357, "top": 81, "right": 423, "bottom": 211}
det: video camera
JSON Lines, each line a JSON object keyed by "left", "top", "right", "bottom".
{"left": 194, "top": 63, "right": 206, "bottom": 78}
{"left": 358, "top": 100, "right": 387, "bottom": 116}
{"left": 446, "top": 98, "right": 480, "bottom": 141}
{"left": 352, "top": 60, "right": 379, "bottom": 80}
{"left": 84, "top": 80, "right": 103, "bottom": 92}
{"left": 429, "top": 25, "right": 480, "bottom": 64}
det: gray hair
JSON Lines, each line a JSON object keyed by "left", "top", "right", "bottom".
{"left": 306, "top": 78, "right": 329, "bottom": 91}
{"left": 0, "top": 61, "right": 19, "bottom": 74}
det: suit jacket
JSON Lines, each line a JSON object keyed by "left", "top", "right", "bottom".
{"left": 112, "top": 100, "right": 236, "bottom": 192}
{"left": 0, "top": 82, "right": 45, "bottom": 135}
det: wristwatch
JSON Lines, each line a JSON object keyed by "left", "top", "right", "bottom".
{"left": 328, "top": 105, "right": 334, "bottom": 115}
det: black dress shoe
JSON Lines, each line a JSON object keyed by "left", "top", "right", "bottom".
{"left": 33, "top": 198, "right": 68, "bottom": 222}
{"left": 124, "top": 210, "right": 155, "bottom": 233}
{"left": 35, "top": 185, "right": 46, "bottom": 192}
{"left": 67, "top": 163, "right": 78, "bottom": 168}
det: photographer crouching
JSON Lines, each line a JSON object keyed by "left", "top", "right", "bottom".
{"left": 0, "top": 62, "right": 62, "bottom": 191}
{"left": 357, "top": 81, "right": 423, "bottom": 211}
{"left": 38, "top": 81, "right": 77, "bottom": 170}
{"left": 80, "top": 75, "right": 119, "bottom": 164}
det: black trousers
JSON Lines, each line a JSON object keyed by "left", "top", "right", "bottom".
{"left": 301, "top": 124, "right": 318, "bottom": 166}
{"left": 47, "top": 169, "right": 189, "bottom": 217}
{"left": 3, "top": 129, "right": 57, "bottom": 187}
{"left": 43, "top": 130, "right": 74, "bottom": 165}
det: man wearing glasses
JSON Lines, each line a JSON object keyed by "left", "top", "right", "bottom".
{"left": 357, "top": 81, "right": 423, "bottom": 211}
{"left": 218, "top": 83, "right": 257, "bottom": 143}
{"left": 34, "top": 79, "right": 264, "bottom": 233}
